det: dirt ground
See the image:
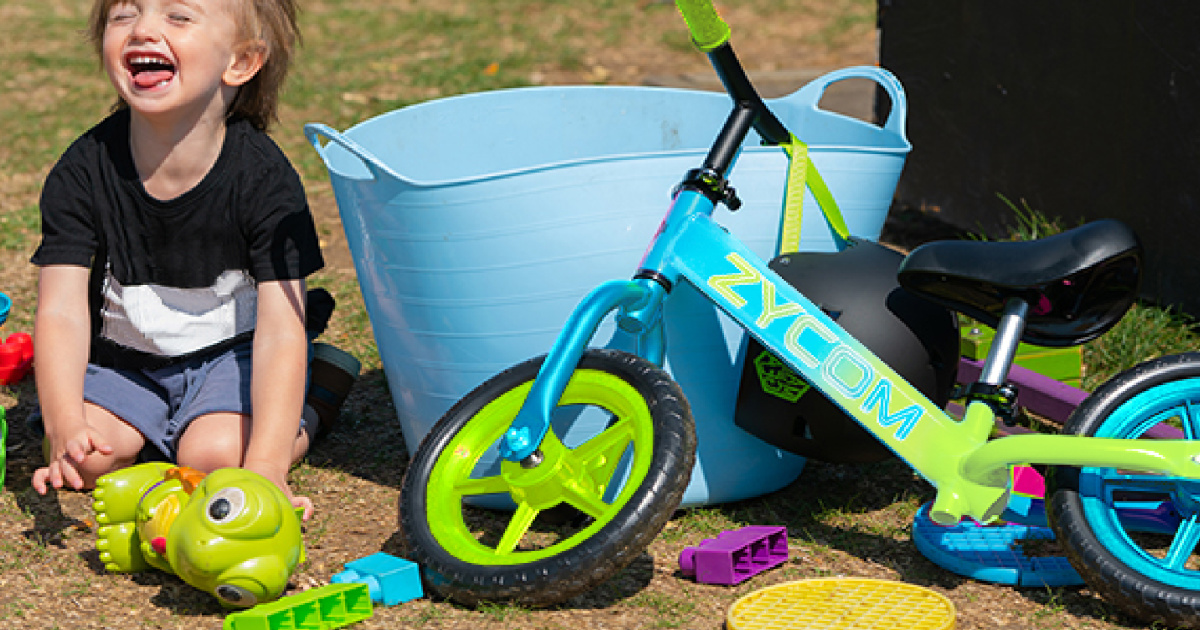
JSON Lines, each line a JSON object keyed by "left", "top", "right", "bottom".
{"left": 0, "top": 2, "right": 1165, "bottom": 629}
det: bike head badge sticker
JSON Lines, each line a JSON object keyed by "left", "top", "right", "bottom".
{"left": 754, "top": 350, "right": 810, "bottom": 402}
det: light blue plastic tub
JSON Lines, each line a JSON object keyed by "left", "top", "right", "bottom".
{"left": 306, "top": 66, "right": 910, "bottom": 507}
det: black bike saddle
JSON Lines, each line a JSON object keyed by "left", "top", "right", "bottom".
{"left": 897, "top": 219, "right": 1141, "bottom": 347}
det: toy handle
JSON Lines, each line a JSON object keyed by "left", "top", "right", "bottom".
{"left": 792, "top": 66, "right": 908, "bottom": 137}
{"left": 678, "top": 547, "right": 697, "bottom": 577}
{"left": 304, "top": 123, "right": 403, "bottom": 182}
{"left": 674, "top": 0, "right": 730, "bottom": 52}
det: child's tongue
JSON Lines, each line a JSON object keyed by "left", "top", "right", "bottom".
{"left": 133, "top": 69, "right": 173, "bottom": 89}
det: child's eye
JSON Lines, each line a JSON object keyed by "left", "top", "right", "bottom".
{"left": 108, "top": 5, "right": 138, "bottom": 23}
{"left": 167, "top": 12, "right": 193, "bottom": 23}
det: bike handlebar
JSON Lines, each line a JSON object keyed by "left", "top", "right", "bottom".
{"left": 674, "top": 0, "right": 790, "bottom": 157}
{"left": 675, "top": 0, "right": 731, "bottom": 52}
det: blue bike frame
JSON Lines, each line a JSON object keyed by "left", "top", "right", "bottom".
{"left": 497, "top": 174, "right": 1200, "bottom": 526}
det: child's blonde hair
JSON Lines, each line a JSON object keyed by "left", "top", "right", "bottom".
{"left": 87, "top": 0, "right": 300, "bottom": 130}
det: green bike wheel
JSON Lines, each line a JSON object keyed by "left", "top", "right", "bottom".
{"left": 398, "top": 349, "right": 696, "bottom": 606}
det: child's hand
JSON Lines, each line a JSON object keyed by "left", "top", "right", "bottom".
{"left": 276, "top": 481, "right": 313, "bottom": 521}
{"left": 32, "top": 425, "right": 114, "bottom": 494}
{"left": 289, "top": 493, "right": 315, "bottom": 522}
{"left": 244, "top": 461, "right": 314, "bottom": 521}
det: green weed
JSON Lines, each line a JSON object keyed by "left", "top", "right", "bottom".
{"left": 629, "top": 590, "right": 697, "bottom": 628}
{"left": 665, "top": 507, "right": 741, "bottom": 541}
{"left": 986, "top": 196, "right": 1200, "bottom": 388}
{"left": 477, "top": 600, "right": 531, "bottom": 623}
{"left": 995, "top": 193, "right": 1074, "bottom": 241}
{"left": 1084, "top": 303, "right": 1200, "bottom": 388}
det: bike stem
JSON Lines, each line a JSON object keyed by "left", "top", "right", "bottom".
{"left": 697, "top": 43, "right": 788, "bottom": 180}
{"left": 705, "top": 45, "right": 790, "bottom": 147}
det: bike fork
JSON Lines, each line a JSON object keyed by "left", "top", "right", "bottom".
{"left": 497, "top": 278, "right": 669, "bottom": 464}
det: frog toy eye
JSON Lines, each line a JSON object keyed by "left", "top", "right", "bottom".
{"left": 206, "top": 487, "right": 246, "bottom": 524}
{"left": 215, "top": 584, "right": 258, "bottom": 607}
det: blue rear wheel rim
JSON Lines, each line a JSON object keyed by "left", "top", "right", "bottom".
{"left": 1080, "top": 377, "right": 1200, "bottom": 589}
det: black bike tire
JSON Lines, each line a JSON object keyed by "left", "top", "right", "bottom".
{"left": 1048, "top": 352, "right": 1200, "bottom": 627}
{"left": 398, "top": 348, "right": 696, "bottom": 607}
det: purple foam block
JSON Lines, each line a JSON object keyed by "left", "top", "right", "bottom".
{"left": 958, "top": 357, "right": 1184, "bottom": 439}
{"left": 679, "top": 526, "right": 788, "bottom": 585}
{"left": 958, "top": 358, "right": 1087, "bottom": 424}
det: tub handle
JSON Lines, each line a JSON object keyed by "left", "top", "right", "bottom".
{"left": 304, "top": 123, "right": 403, "bottom": 181}
{"left": 787, "top": 65, "right": 908, "bottom": 138}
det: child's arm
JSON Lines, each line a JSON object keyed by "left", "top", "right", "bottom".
{"left": 31, "top": 265, "right": 114, "bottom": 493}
{"left": 242, "top": 278, "right": 312, "bottom": 518}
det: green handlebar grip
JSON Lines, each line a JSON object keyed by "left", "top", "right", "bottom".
{"left": 675, "top": 0, "right": 730, "bottom": 52}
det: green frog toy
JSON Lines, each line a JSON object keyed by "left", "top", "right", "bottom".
{"left": 93, "top": 462, "right": 305, "bottom": 608}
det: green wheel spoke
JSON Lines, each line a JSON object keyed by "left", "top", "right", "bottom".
{"left": 495, "top": 503, "right": 540, "bottom": 555}
{"left": 562, "top": 482, "right": 612, "bottom": 518}
{"left": 571, "top": 418, "right": 636, "bottom": 489}
{"left": 454, "top": 475, "right": 512, "bottom": 497}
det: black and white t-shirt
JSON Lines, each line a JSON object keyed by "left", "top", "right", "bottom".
{"left": 33, "top": 110, "right": 324, "bottom": 369}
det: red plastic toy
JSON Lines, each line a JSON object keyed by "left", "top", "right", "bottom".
{"left": 0, "top": 332, "right": 33, "bottom": 385}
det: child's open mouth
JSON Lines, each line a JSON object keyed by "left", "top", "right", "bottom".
{"left": 127, "top": 54, "right": 176, "bottom": 89}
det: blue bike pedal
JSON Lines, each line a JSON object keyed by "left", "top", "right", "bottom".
{"left": 912, "top": 501, "right": 1083, "bottom": 587}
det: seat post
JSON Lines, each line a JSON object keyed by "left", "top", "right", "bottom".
{"left": 978, "top": 297, "right": 1029, "bottom": 386}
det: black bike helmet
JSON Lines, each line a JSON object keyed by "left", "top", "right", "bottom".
{"left": 734, "top": 239, "right": 960, "bottom": 463}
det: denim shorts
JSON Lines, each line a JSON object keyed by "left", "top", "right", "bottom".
{"left": 31, "top": 340, "right": 312, "bottom": 461}
{"left": 88, "top": 341, "right": 256, "bottom": 461}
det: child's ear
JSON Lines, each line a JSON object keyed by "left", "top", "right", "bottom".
{"left": 224, "top": 40, "right": 267, "bottom": 87}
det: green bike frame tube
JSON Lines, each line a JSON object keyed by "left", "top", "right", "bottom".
{"left": 661, "top": 193, "right": 1200, "bottom": 526}
{"left": 502, "top": 172, "right": 1200, "bottom": 526}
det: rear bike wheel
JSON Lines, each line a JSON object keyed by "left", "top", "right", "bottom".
{"left": 398, "top": 348, "right": 696, "bottom": 606}
{"left": 1048, "top": 352, "right": 1200, "bottom": 627}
